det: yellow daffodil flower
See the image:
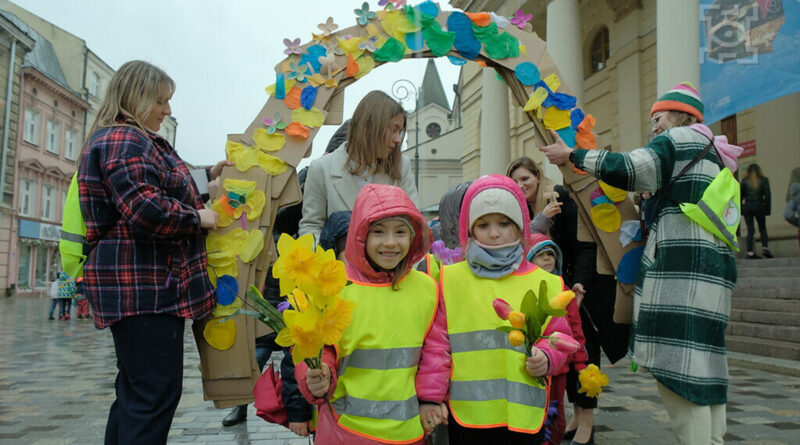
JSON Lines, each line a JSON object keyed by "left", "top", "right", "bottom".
{"left": 276, "top": 307, "right": 325, "bottom": 364}
{"left": 317, "top": 296, "right": 354, "bottom": 345}
{"left": 577, "top": 364, "right": 610, "bottom": 398}
{"left": 311, "top": 249, "right": 348, "bottom": 306}
{"left": 288, "top": 288, "right": 310, "bottom": 312}
{"left": 272, "top": 233, "right": 321, "bottom": 296}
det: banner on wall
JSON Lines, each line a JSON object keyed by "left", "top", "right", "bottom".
{"left": 699, "top": 0, "right": 800, "bottom": 124}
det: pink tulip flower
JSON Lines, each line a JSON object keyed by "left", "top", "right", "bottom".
{"left": 549, "top": 332, "right": 580, "bottom": 354}
{"left": 493, "top": 298, "right": 513, "bottom": 320}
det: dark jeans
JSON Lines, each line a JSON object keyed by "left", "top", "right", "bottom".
{"left": 48, "top": 299, "right": 70, "bottom": 318}
{"left": 744, "top": 212, "right": 768, "bottom": 252}
{"left": 447, "top": 412, "right": 545, "bottom": 444}
{"left": 105, "top": 315, "right": 185, "bottom": 445}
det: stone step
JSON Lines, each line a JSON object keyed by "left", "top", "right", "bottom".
{"left": 731, "top": 286, "right": 800, "bottom": 299}
{"left": 737, "top": 265, "right": 800, "bottom": 278}
{"left": 729, "top": 309, "right": 800, "bottom": 327}
{"left": 726, "top": 321, "right": 800, "bottom": 343}
{"left": 731, "top": 297, "right": 800, "bottom": 313}
{"left": 734, "top": 276, "right": 800, "bottom": 290}
{"left": 726, "top": 334, "right": 800, "bottom": 361}
{"left": 735, "top": 257, "right": 800, "bottom": 268}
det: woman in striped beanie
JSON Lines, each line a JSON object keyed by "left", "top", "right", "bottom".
{"left": 540, "top": 81, "right": 741, "bottom": 445}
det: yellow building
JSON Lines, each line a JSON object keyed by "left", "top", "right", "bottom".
{"left": 449, "top": 0, "right": 800, "bottom": 256}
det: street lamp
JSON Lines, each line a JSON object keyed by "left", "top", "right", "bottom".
{"left": 391, "top": 79, "right": 420, "bottom": 190}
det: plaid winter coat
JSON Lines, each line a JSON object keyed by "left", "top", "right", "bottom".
{"left": 572, "top": 125, "right": 736, "bottom": 405}
{"left": 78, "top": 125, "right": 215, "bottom": 329}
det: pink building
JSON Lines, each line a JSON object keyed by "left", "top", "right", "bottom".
{"left": 5, "top": 14, "right": 87, "bottom": 296}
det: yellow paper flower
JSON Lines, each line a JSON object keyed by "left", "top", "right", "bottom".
{"left": 211, "top": 179, "right": 266, "bottom": 227}
{"left": 253, "top": 128, "right": 286, "bottom": 152}
{"left": 550, "top": 290, "right": 575, "bottom": 310}
{"left": 276, "top": 308, "right": 325, "bottom": 364}
{"left": 272, "top": 233, "right": 321, "bottom": 296}
{"left": 577, "top": 364, "right": 609, "bottom": 398}
{"left": 317, "top": 297, "right": 354, "bottom": 345}
{"left": 225, "top": 140, "right": 288, "bottom": 175}
{"left": 211, "top": 298, "right": 242, "bottom": 318}
{"left": 203, "top": 318, "right": 237, "bottom": 351}
{"left": 312, "top": 249, "right": 348, "bottom": 304}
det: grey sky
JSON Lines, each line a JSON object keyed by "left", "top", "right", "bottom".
{"left": 10, "top": 0, "right": 460, "bottom": 168}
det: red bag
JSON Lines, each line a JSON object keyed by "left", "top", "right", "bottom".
{"left": 253, "top": 363, "right": 289, "bottom": 427}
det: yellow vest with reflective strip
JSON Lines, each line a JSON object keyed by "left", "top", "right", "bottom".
{"left": 442, "top": 261, "right": 563, "bottom": 433}
{"left": 331, "top": 269, "right": 438, "bottom": 444}
{"left": 59, "top": 173, "right": 87, "bottom": 278}
{"left": 679, "top": 167, "right": 741, "bottom": 251}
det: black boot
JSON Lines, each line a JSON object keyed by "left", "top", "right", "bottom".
{"left": 222, "top": 405, "right": 247, "bottom": 427}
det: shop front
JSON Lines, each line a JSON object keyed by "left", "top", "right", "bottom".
{"left": 16, "top": 219, "right": 60, "bottom": 296}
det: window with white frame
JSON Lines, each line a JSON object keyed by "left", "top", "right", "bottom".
{"left": 23, "top": 108, "right": 40, "bottom": 145}
{"left": 65, "top": 129, "right": 77, "bottom": 160}
{"left": 42, "top": 185, "right": 55, "bottom": 221}
{"left": 90, "top": 72, "right": 100, "bottom": 97}
{"left": 46, "top": 120, "right": 60, "bottom": 154}
{"left": 19, "top": 179, "right": 35, "bottom": 217}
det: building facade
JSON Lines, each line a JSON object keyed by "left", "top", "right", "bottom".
{"left": 2, "top": 11, "right": 87, "bottom": 296}
{"left": 449, "top": 0, "right": 800, "bottom": 256}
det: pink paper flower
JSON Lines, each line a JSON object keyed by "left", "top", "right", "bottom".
{"left": 492, "top": 298, "right": 513, "bottom": 321}
{"left": 509, "top": 9, "right": 533, "bottom": 30}
{"left": 283, "top": 38, "right": 302, "bottom": 55}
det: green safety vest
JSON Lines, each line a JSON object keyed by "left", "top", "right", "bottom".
{"left": 441, "top": 261, "right": 562, "bottom": 434}
{"left": 59, "top": 173, "right": 87, "bottom": 277}
{"left": 331, "top": 269, "right": 437, "bottom": 443}
{"left": 679, "top": 168, "right": 741, "bottom": 251}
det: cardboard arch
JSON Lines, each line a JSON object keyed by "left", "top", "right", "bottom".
{"left": 195, "top": 2, "right": 643, "bottom": 407}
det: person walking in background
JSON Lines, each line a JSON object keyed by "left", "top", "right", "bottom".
{"left": 785, "top": 182, "right": 800, "bottom": 249}
{"left": 507, "top": 157, "right": 561, "bottom": 235}
{"left": 55, "top": 272, "right": 76, "bottom": 321}
{"left": 540, "top": 82, "right": 738, "bottom": 444}
{"left": 78, "top": 60, "right": 227, "bottom": 445}
{"left": 47, "top": 276, "right": 60, "bottom": 320}
{"left": 741, "top": 163, "right": 772, "bottom": 258}
{"left": 74, "top": 277, "right": 91, "bottom": 319}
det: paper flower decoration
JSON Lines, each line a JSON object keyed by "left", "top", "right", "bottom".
{"left": 263, "top": 112, "right": 287, "bottom": 134}
{"left": 203, "top": 318, "right": 237, "bottom": 350}
{"left": 354, "top": 2, "right": 376, "bottom": 26}
{"left": 206, "top": 228, "right": 265, "bottom": 284}
{"left": 211, "top": 178, "right": 266, "bottom": 228}
{"left": 378, "top": 0, "right": 406, "bottom": 10}
{"left": 283, "top": 38, "right": 302, "bottom": 55}
{"left": 225, "top": 141, "right": 289, "bottom": 176}
{"left": 288, "top": 61, "right": 308, "bottom": 82}
{"left": 317, "top": 17, "right": 339, "bottom": 37}
{"left": 510, "top": 9, "right": 533, "bottom": 30}
{"left": 578, "top": 364, "right": 610, "bottom": 398}
{"left": 358, "top": 35, "right": 379, "bottom": 52}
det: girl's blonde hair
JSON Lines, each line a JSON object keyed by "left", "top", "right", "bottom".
{"left": 664, "top": 111, "right": 698, "bottom": 129}
{"left": 81, "top": 61, "right": 174, "bottom": 160}
{"left": 346, "top": 90, "right": 406, "bottom": 181}
{"left": 506, "top": 157, "right": 552, "bottom": 216}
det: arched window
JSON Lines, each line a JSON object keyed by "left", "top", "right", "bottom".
{"left": 590, "top": 27, "right": 610, "bottom": 74}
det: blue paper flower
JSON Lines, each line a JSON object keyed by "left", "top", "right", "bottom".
{"left": 354, "top": 2, "right": 376, "bottom": 26}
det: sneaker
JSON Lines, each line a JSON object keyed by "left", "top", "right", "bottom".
{"left": 48, "top": 316, "right": 54, "bottom": 320}
{"left": 746, "top": 253, "right": 762, "bottom": 259}
{"left": 762, "top": 248, "right": 773, "bottom": 258}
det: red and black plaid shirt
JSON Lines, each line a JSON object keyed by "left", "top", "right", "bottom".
{"left": 78, "top": 124, "right": 215, "bottom": 329}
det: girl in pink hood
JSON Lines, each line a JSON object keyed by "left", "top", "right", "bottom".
{"left": 418, "top": 175, "right": 572, "bottom": 445}
{"left": 295, "top": 184, "right": 438, "bottom": 445}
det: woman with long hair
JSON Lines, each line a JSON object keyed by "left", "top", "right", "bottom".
{"left": 506, "top": 156, "right": 561, "bottom": 234}
{"left": 741, "top": 163, "right": 772, "bottom": 258}
{"left": 299, "top": 90, "right": 418, "bottom": 242}
{"left": 78, "top": 60, "right": 228, "bottom": 444}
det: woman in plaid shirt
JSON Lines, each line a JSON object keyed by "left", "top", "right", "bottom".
{"left": 78, "top": 61, "right": 228, "bottom": 445}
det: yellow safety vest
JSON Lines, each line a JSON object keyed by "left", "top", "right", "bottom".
{"left": 424, "top": 253, "right": 441, "bottom": 282}
{"left": 59, "top": 173, "right": 87, "bottom": 277}
{"left": 679, "top": 167, "right": 741, "bottom": 251}
{"left": 331, "top": 269, "right": 438, "bottom": 444}
{"left": 441, "top": 261, "right": 563, "bottom": 434}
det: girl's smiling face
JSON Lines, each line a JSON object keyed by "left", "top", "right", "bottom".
{"left": 365, "top": 218, "right": 411, "bottom": 270}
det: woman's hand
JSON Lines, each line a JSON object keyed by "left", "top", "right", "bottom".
{"left": 209, "top": 159, "right": 235, "bottom": 181}
{"left": 542, "top": 201, "right": 563, "bottom": 219}
{"left": 306, "top": 363, "right": 331, "bottom": 398}
{"left": 525, "top": 347, "right": 549, "bottom": 377}
{"left": 198, "top": 208, "right": 219, "bottom": 229}
{"left": 420, "top": 402, "right": 449, "bottom": 435}
{"left": 539, "top": 130, "right": 573, "bottom": 165}
{"left": 288, "top": 420, "right": 314, "bottom": 436}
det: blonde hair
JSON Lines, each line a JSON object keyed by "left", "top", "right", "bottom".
{"left": 346, "top": 90, "right": 406, "bottom": 181}
{"left": 506, "top": 157, "right": 552, "bottom": 216}
{"left": 81, "top": 61, "right": 174, "bottom": 161}
{"left": 664, "top": 111, "right": 698, "bottom": 129}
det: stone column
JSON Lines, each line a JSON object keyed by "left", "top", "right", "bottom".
{"left": 546, "top": 0, "right": 584, "bottom": 103}
{"left": 479, "top": 68, "right": 510, "bottom": 175}
{"left": 656, "top": 0, "right": 700, "bottom": 95}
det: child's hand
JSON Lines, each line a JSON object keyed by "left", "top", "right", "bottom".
{"left": 289, "top": 420, "right": 314, "bottom": 436}
{"left": 420, "top": 402, "right": 449, "bottom": 435}
{"left": 306, "top": 363, "right": 331, "bottom": 397}
{"left": 542, "top": 201, "right": 563, "bottom": 219}
{"left": 526, "top": 347, "right": 549, "bottom": 377}
{"left": 572, "top": 283, "right": 586, "bottom": 307}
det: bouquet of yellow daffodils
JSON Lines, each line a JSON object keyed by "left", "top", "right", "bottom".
{"left": 246, "top": 233, "right": 353, "bottom": 368}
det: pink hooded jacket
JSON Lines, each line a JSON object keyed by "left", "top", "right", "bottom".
{"left": 295, "top": 184, "right": 433, "bottom": 445}
{"left": 416, "top": 175, "right": 572, "bottom": 406}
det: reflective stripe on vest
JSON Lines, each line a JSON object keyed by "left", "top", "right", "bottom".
{"left": 59, "top": 173, "right": 87, "bottom": 278}
{"left": 331, "top": 270, "right": 437, "bottom": 443}
{"left": 697, "top": 200, "right": 739, "bottom": 249}
{"left": 442, "top": 261, "right": 562, "bottom": 433}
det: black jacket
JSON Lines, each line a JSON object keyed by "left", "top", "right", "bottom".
{"left": 741, "top": 177, "right": 771, "bottom": 216}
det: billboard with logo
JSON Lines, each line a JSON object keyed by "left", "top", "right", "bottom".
{"left": 700, "top": 0, "right": 800, "bottom": 124}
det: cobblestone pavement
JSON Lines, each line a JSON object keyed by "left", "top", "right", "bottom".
{"left": 2, "top": 296, "right": 800, "bottom": 444}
